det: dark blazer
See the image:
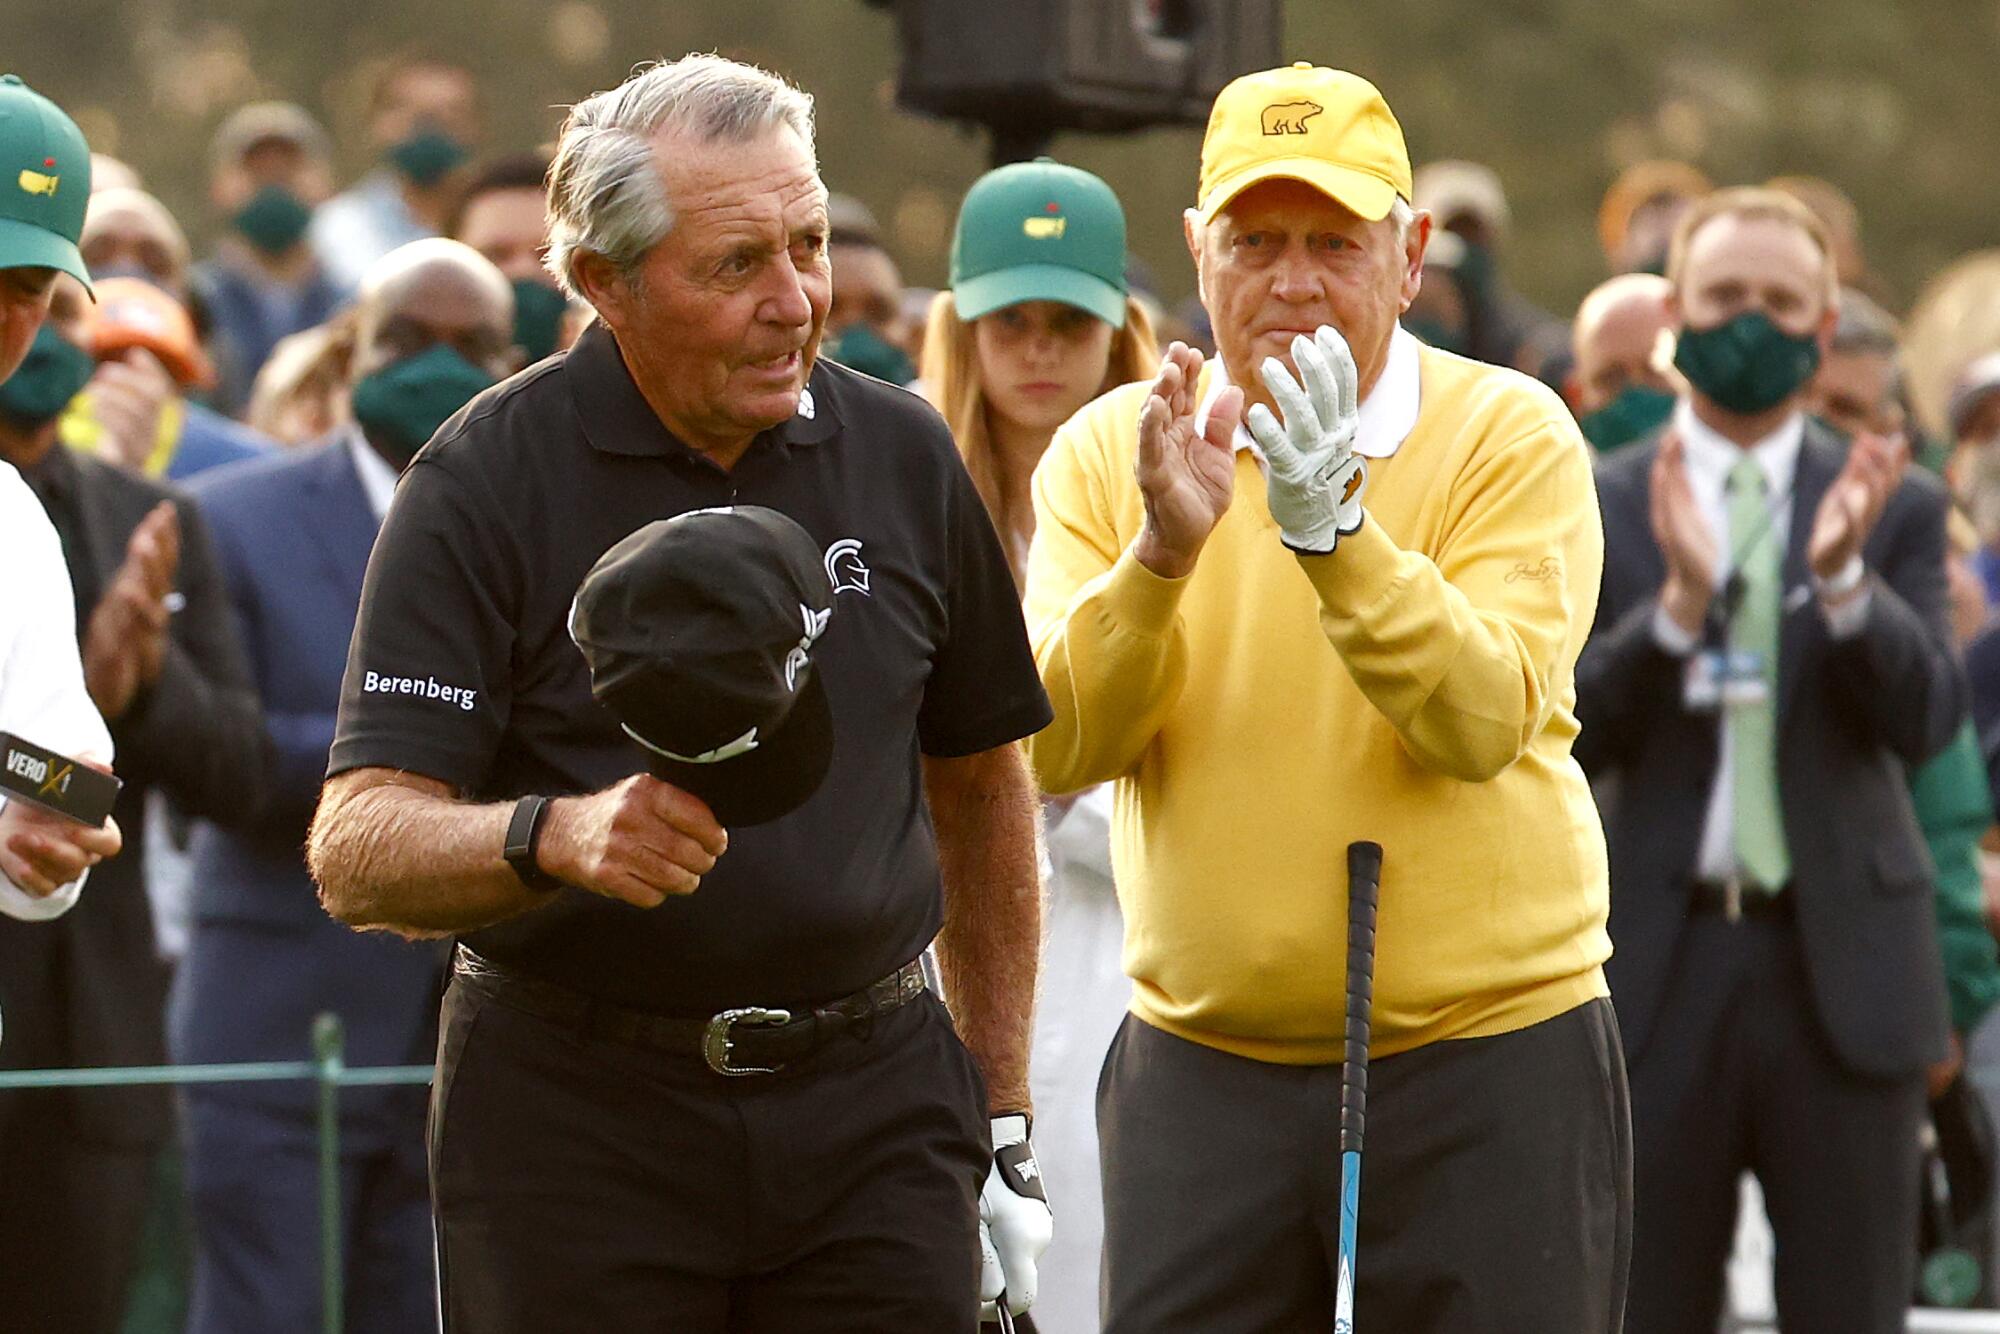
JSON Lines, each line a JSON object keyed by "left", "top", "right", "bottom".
{"left": 1576, "top": 419, "right": 1966, "bottom": 1080}
{"left": 0, "top": 449, "right": 266, "bottom": 1145}
{"left": 174, "top": 438, "right": 444, "bottom": 1141}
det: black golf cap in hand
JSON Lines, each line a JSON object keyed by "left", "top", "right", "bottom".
{"left": 570, "top": 506, "right": 836, "bottom": 827}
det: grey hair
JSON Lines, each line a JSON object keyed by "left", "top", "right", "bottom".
{"left": 543, "top": 54, "right": 816, "bottom": 300}
{"left": 1831, "top": 286, "right": 1900, "bottom": 357}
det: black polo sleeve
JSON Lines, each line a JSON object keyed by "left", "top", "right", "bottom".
{"left": 916, "top": 456, "right": 1054, "bottom": 757}
{"left": 327, "top": 457, "right": 516, "bottom": 790}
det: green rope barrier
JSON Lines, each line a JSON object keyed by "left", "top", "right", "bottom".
{"left": 0, "top": 1013, "right": 434, "bottom": 1333}
{"left": 0, "top": 1061, "right": 434, "bottom": 1090}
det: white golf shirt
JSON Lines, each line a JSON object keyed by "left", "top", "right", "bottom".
{"left": 0, "top": 458, "right": 113, "bottom": 920}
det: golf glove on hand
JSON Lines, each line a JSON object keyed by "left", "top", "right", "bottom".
{"left": 979, "top": 1113, "right": 1051, "bottom": 1320}
{"left": 1246, "top": 324, "right": 1369, "bottom": 555}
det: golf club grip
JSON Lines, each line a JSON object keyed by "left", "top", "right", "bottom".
{"left": 1341, "top": 841, "right": 1382, "bottom": 1156}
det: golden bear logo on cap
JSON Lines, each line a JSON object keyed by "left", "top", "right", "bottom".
{"left": 17, "top": 168, "right": 58, "bottom": 197}
{"left": 1260, "top": 101, "right": 1323, "bottom": 136}
{"left": 1023, "top": 215, "right": 1066, "bottom": 240}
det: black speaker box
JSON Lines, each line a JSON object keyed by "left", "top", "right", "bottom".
{"left": 889, "top": 0, "right": 1284, "bottom": 136}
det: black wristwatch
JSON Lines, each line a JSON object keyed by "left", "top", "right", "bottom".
{"left": 504, "top": 795, "right": 561, "bottom": 893}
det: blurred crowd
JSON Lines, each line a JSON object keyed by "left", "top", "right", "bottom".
{"left": 9, "top": 45, "right": 2000, "bottom": 1334}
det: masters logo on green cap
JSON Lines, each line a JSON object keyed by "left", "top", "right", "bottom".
{"left": 950, "top": 158, "right": 1128, "bottom": 329}
{"left": 0, "top": 74, "right": 94, "bottom": 294}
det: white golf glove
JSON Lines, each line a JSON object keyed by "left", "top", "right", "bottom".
{"left": 1246, "top": 325, "right": 1369, "bottom": 555}
{"left": 979, "top": 1113, "right": 1052, "bottom": 1321}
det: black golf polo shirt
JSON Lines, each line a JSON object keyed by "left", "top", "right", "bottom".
{"left": 327, "top": 324, "right": 1052, "bottom": 1015}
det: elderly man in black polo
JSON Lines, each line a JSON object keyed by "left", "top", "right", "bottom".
{"left": 308, "top": 55, "right": 1054, "bottom": 1333}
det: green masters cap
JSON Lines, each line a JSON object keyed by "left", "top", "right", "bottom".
{"left": 0, "top": 75, "right": 92, "bottom": 293}
{"left": 950, "top": 158, "right": 1127, "bottom": 328}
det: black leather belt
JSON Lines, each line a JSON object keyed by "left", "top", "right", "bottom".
{"left": 1689, "top": 879, "right": 1794, "bottom": 922}
{"left": 452, "top": 945, "right": 930, "bottom": 1077}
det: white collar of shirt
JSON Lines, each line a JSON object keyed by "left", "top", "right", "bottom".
{"left": 1671, "top": 396, "right": 1804, "bottom": 501}
{"left": 347, "top": 427, "right": 399, "bottom": 523}
{"left": 1195, "top": 322, "right": 1423, "bottom": 460}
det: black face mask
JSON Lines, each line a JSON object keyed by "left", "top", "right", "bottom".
{"left": 1672, "top": 310, "right": 1822, "bottom": 416}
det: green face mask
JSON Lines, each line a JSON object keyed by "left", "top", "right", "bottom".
{"left": 0, "top": 324, "right": 96, "bottom": 429}
{"left": 1672, "top": 310, "right": 1821, "bottom": 416}
{"left": 510, "top": 279, "right": 567, "bottom": 364}
{"left": 385, "top": 128, "right": 469, "bottom": 188}
{"left": 232, "top": 184, "right": 314, "bottom": 256}
{"left": 1579, "top": 383, "right": 1677, "bottom": 452}
{"left": 824, "top": 322, "right": 915, "bottom": 386}
{"left": 350, "top": 343, "right": 497, "bottom": 468}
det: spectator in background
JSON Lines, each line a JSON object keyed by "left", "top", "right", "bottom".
{"left": 312, "top": 55, "right": 481, "bottom": 291}
{"left": 0, "top": 275, "right": 265, "bottom": 1334}
{"left": 825, "top": 193, "right": 916, "bottom": 385}
{"left": 448, "top": 151, "right": 572, "bottom": 364}
{"left": 1806, "top": 288, "right": 1905, "bottom": 440}
{"left": 62, "top": 277, "right": 267, "bottom": 482}
{"left": 1577, "top": 187, "right": 1963, "bottom": 1334}
{"left": 1570, "top": 271, "right": 1677, "bottom": 451}
{"left": 89, "top": 153, "right": 141, "bottom": 194}
{"left": 1947, "top": 352, "right": 2000, "bottom": 606}
{"left": 80, "top": 186, "right": 190, "bottom": 297}
{"left": 1598, "top": 159, "right": 1712, "bottom": 276}
{"left": 243, "top": 314, "right": 356, "bottom": 447}
{"left": 194, "top": 102, "right": 348, "bottom": 417}
{"left": 1400, "top": 226, "right": 1472, "bottom": 354}
{"left": 173, "top": 239, "right": 509, "bottom": 1334}
{"left": 1770, "top": 175, "right": 1877, "bottom": 301}
{"left": 1795, "top": 284, "right": 2000, "bottom": 1117}
{"left": 76, "top": 190, "right": 270, "bottom": 478}
{"left": 1412, "top": 159, "right": 1567, "bottom": 378}
{"left": 920, "top": 159, "right": 1157, "bottom": 1334}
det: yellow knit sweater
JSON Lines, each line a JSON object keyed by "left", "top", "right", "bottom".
{"left": 1023, "top": 345, "right": 1611, "bottom": 1063}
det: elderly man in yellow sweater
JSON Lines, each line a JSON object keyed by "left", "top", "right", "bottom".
{"left": 1024, "top": 64, "right": 1630, "bottom": 1333}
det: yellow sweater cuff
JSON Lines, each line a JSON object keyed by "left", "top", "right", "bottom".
{"left": 1099, "top": 543, "right": 1191, "bottom": 639}
{"left": 1292, "top": 516, "right": 1405, "bottom": 618}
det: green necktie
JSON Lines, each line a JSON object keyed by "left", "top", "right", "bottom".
{"left": 1726, "top": 454, "right": 1790, "bottom": 892}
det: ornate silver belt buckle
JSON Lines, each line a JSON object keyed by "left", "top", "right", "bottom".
{"left": 702, "top": 1006, "right": 791, "bottom": 1076}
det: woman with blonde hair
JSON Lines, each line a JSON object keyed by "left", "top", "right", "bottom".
{"left": 922, "top": 159, "right": 1157, "bottom": 585}
{"left": 922, "top": 158, "right": 1154, "bottom": 1334}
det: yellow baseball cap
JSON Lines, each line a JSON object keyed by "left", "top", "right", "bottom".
{"left": 1196, "top": 64, "right": 1412, "bottom": 225}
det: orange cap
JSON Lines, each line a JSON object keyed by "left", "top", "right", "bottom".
{"left": 1196, "top": 64, "right": 1411, "bottom": 225}
{"left": 84, "top": 276, "right": 212, "bottom": 389}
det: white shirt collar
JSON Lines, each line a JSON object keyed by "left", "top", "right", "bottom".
{"left": 1671, "top": 396, "right": 1804, "bottom": 498}
{"left": 1196, "top": 323, "right": 1424, "bottom": 460}
{"left": 346, "top": 426, "right": 399, "bottom": 523}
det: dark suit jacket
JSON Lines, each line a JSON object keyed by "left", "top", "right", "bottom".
{"left": 174, "top": 438, "right": 444, "bottom": 1142}
{"left": 0, "top": 448, "right": 266, "bottom": 1146}
{"left": 1576, "top": 419, "right": 1966, "bottom": 1080}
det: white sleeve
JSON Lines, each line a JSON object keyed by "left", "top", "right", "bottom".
{"left": 0, "top": 465, "right": 113, "bottom": 919}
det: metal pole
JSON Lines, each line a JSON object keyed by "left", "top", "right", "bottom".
{"left": 313, "top": 1012, "right": 344, "bottom": 1334}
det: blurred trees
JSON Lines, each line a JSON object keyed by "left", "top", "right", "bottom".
{"left": 3, "top": 0, "right": 1995, "bottom": 318}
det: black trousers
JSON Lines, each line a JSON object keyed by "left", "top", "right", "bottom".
{"left": 1625, "top": 911, "right": 1925, "bottom": 1334}
{"left": 1099, "top": 998, "right": 1633, "bottom": 1334}
{"left": 429, "top": 971, "right": 991, "bottom": 1333}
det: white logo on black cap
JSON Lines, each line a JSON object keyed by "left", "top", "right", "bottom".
{"left": 784, "top": 603, "right": 832, "bottom": 692}
{"left": 824, "top": 539, "right": 871, "bottom": 596}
